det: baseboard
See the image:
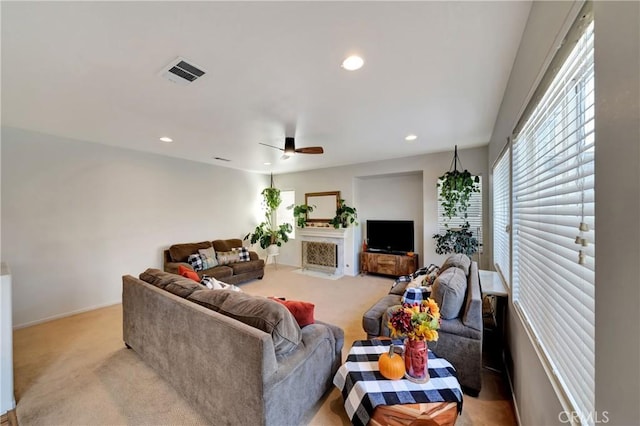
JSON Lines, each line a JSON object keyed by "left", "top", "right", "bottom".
{"left": 504, "top": 356, "right": 522, "bottom": 426}
{"left": 13, "top": 300, "right": 121, "bottom": 329}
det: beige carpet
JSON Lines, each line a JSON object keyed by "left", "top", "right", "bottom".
{"left": 13, "top": 265, "right": 516, "bottom": 425}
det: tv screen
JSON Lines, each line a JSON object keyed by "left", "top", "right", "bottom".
{"left": 366, "top": 220, "right": 414, "bottom": 254}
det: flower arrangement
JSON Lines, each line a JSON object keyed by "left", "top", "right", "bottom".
{"left": 388, "top": 299, "right": 441, "bottom": 342}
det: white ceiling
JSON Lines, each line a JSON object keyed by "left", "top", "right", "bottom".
{"left": 1, "top": 1, "right": 531, "bottom": 174}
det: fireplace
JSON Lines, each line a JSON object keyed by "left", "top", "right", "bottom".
{"left": 302, "top": 241, "right": 338, "bottom": 273}
{"left": 298, "top": 227, "right": 346, "bottom": 277}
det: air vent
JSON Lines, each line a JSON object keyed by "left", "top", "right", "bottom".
{"left": 159, "top": 57, "right": 206, "bottom": 85}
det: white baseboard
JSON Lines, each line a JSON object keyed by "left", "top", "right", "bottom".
{"left": 13, "top": 300, "right": 121, "bottom": 329}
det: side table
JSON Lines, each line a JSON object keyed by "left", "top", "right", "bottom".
{"left": 333, "top": 339, "right": 463, "bottom": 426}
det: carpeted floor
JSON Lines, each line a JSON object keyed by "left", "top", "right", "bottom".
{"left": 13, "top": 265, "right": 516, "bottom": 425}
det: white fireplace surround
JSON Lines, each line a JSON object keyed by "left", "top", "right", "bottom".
{"left": 298, "top": 227, "right": 346, "bottom": 277}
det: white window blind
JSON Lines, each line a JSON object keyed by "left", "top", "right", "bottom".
{"left": 492, "top": 147, "right": 510, "bottom": 286}
{"left": 512, "top": 18, "right": 594, "bottom": 424}
{"left": 437, "top": 176, "right": 483, "bottom": 250}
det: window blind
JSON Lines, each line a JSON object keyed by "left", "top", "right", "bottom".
{"left": 437, "top": 176, "right": 483, "bottom": 250}
{"left": 492, "top": 147, "right": 510, "bottom": 286}
{"left": 512, "top": 17, "right": 594, "bottom": 424}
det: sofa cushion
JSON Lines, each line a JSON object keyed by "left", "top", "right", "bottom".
{"left": 178, "top": 265, "right": 200, "bottom": 282}
{"left": 187, "top": 290, "right": 301, "bottom": 355}
{"left": 362, "top": 294, "right": 402, "bottom": 336}
{"left": 230, "top": 259, "right": 265, "bottom": 275}
{"left": 199, "top": 265, "right": 233, "bottom": 280}
{"left": 431, "top": 267, "right": 467, "bottom": 319}
{"left": 169, "top": 241, "right": 213, "bottom": 263}
{"left": 198, "top": 247, "right": 219, "bottom": 268}
{"left": 269, "top": 298, "right": 315, "bottom": 327}
{"left": 389, "top": 280, "right": 409, "bottom": 296}
{"left": 212, "top": 239, "right": 243, "bottom": 252}
{"left": 139, "top": 268, "right": 201, "bottom": 298}
{"left": 439, "top": 253, "right": 471, "bottom": 276}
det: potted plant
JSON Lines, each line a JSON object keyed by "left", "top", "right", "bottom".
{"left": 433, "top": 146, "right": 480, "bottom": 256}
{"left": 245, "top": 186, "right": 292, "bottom": 252}
{"left": 329, "top": 199, "right": 358, "bottom": 229}
{"left": 289, "top": 203, "right": 315, "bottom": 228}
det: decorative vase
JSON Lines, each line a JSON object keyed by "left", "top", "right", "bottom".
{"left": 404, "top": 338, "right": 429, "bottom": 383}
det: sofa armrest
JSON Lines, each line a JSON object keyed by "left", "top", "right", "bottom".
{"left": 462, "top": 262, "right": 482, "bottom": 331}
{"left": 249, "top": 251, "right": 260, "bottom": 261}
{"left": 164, "top": 261, "right": 192, "bottom": 275}
{"left": 315, "top": 320, "right": 344, "bottom": 358}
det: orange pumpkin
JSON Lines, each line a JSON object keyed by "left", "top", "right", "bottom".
{"left": 378, "top": 344, "right": 405, "bottom": 380}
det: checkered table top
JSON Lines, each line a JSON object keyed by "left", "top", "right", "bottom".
{"left": 333, "top": 339, "right": 463, "bottom": 426}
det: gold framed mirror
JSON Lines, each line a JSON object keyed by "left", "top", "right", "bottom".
{"left": 305, "top": 191, "right": 340, "bottom": 223}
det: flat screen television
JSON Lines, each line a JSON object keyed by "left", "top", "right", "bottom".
{"left": 366, "top": 220, "right": 414, "bottom": 254}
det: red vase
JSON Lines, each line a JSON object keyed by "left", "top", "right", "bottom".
{"left": 404, "top": 338, "right": 429, "bottom": 383}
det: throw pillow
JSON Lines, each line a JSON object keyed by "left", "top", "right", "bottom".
{"left": 431, "top": 267, "right": 468, "bottom": 319}
{"left": 178, "top": 265, "right": 200, "bottom": 282}
{"left": 439, "top": 253, "right": 471, "bottom": 276}
{"left": 198, "top": 247, "right": 219, "bottom": 269}
{"left": 200, "top": 275, "right": 241, "bottom": 292}
{"left": 217, "top": 250, "right": 241, "bottom": 265}
{"left": 187, "top": 253, "right": 205, "bottom": 271}
{"left": 402, "top": 287, "right": 431, "bottom": 304}
{"left": 232, "top": 247, "right": 251, "bottom": 262}
{"left": 269, "top": 297, "right": 315, "bottom": 327}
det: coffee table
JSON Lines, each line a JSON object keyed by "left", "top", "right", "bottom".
{"left": 333, "top": 339, "right": 463, "bottom": 426}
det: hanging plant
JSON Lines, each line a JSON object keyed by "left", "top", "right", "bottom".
{"left": 329, "top": 199, "right": 358, "bottom": 229}
{"left": 289, "top": 203, "right": 315, "bottom": 228}
{"left": 244, "top": 175, "right": 292, "bottom": 249}
{"left": 433, "top": 146, "right": 480, "bottom": 256}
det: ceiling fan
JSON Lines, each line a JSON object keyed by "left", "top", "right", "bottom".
{"left": 260, "top": 137, "right": 324, "bottom": 159}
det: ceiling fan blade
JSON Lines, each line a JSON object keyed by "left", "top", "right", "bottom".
{"left": 295, "top": 146, "right": 324, "bottom": 154}
{"left": 259, "top": 142, "right": 284, "bottom": 151}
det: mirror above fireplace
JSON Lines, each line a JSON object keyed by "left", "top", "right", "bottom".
{"left": 305, "top": 191, "right": 340, "bottom": 224}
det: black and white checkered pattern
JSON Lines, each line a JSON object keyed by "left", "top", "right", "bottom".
{"left": 187, "top": 253, "right": 204, "bottom": 271}
{"left": 391, "top": 263, "right": 440, "bottom": 290}
{"left": 333, "top": 339, "right": 463, "bottom": 426}
{"left": 232, "top": 247, "right": 251, "bottom": 262}
{"left": 402, "top": 287, "right": 431, "bottom": 304}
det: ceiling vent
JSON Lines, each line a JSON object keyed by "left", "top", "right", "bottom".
{"left": 159, "top": 57, "right": 206, "bottom": 85}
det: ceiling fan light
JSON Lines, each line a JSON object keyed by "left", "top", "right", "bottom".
{"left": 342, "top": 55, "right": 364, "bottom": 71}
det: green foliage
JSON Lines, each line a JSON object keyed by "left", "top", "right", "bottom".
{"left": 437, "top": 170, "right": 480, "bottom": 220}
{"left": 244, "top": 186, "right": 292, "bottom": 249}
{"left": 289, "top": 203, "right": 315, "bottom": 228}
{"left": 329, "top": 199, "right": 358, "bottom": 229}
{"left": 433, "top": 169, "right": 480, "bottom": 256}
{"left": 433, "top": 223, "right": 478, "bottom": 257}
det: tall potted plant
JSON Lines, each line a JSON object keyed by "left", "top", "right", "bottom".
{"left": 245, "top": 184, "right": 292, "bottom": 253}
{"left": 433, "top": 146, "right": 480, "bottom": 257}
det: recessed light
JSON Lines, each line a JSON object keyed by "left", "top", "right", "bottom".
{"left": 342, "top": 55, "right": 364, "bottom": 71}
{"left": 263, "top": 162, "right": 271, "bottom": 166}
{"left": 159, "top": 136, "right": 173, "bottom": 143}
{"left": 405, "top": 134, "right": 417, "bottom": 142}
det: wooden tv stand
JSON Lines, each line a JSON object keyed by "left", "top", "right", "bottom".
{"left": 360, "top": 251, "right": 418, "bottom": 277}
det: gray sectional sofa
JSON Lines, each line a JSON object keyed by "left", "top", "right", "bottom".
{"left": 362, "top": 254, "right": 483, "bottom": 395}
{"left": 123, "top": 268, "right": 344, "bottom": 425}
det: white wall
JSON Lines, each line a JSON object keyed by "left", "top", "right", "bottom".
{"left": 275, "top": 146, "right": 488, "bottom": 274}
{"left": 1, "top": 127, "right": 268, "bottom": 327}
{"left": 488, "top": 1, "right": 640, "bottom": 424}
{"left": 356, "top": 172, "right": 424, "bottom": 264}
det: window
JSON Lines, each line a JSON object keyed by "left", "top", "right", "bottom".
{"left": 492, "top": 147, "right": 510, "bottom": 286}
{"left": 512, "top": 16, "right": 594, "bottom": 424}
{"left": 277, "top": 190, "right": 295, "bottom": 239}
{"left": 437, "top": 176, "right": 483, "bottom": 251}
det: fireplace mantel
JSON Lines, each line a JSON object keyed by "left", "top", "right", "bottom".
{"left": 298, "top": 227, "right": 346, "bottom": 239}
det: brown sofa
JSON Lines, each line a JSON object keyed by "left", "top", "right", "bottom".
{"left": 163, "top": 238, "right": 264, "bottom": 285}
{"left": 123, "top": 269, "right": 344, "bottom": 426}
